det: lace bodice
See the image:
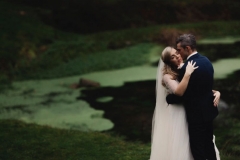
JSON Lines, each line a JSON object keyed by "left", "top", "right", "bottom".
{"left": 162, "top": 74, "right": 179, "bottom": 94}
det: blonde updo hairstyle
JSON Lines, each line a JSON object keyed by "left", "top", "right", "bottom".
{"left": 161, "top": 46, "right": 179, "bottom": 86}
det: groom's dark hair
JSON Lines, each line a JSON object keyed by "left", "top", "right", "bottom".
{"left": 176, "top": 34, "right": 197, "bottom": 50}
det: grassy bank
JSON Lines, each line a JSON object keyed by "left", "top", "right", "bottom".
{"left": 2, "top": 19, "right": 240, "bottom": 83}
{"left": 2, "top": 1, "right": 240, "bottom": 85}
{"left": 0, "top": 119, "right": 239, "bottom": 160}
{"left": 0, "top": 120, "right": 150, "bottom": 160}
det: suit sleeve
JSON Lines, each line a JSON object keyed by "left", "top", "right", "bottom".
{"left": 166, "top": 94, "right": 183, "bottom": 104}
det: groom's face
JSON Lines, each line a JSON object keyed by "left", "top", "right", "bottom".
{"left": 176, "top": 43, "right": 188, "bottom": 60}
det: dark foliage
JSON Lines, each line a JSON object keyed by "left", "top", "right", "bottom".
{"left": 9, "top": 0, "right": 240, "bottom": 34}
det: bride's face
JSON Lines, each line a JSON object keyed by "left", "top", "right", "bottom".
{"left": 169, "top": 48, "right": 183, "bottom": 67}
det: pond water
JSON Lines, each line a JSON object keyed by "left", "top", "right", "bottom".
{"left": 0, "top": 58, "right": 239, "bottom": 132}
{"left": 0, "top": 39, "right": 240, "bottom": 138}
{"left": 0, "top": 77, "right": 114, "bottom": 132}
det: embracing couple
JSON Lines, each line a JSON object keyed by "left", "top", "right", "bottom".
{"left": 150, "top": 34, "right": 220, "bottom": 160}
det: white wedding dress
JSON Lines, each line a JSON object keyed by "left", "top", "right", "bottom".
{"left": 149, "top": 60, "right": 220, "bottom": 160}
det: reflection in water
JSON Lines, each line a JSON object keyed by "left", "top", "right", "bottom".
{"left": 78, "top": 79, "right": 231, "bottom": 142}
{"left": 78, "top": 80, "right": 156, "bottom": 142}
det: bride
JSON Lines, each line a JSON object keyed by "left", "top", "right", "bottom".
{"left": 149, "top": 46, "right": 220, "bottom": 160}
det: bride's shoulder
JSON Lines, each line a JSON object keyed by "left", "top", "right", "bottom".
{"left": 163, "top": 74, "right": 173, "bottom": 81}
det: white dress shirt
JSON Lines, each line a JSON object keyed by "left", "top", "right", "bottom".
{"left": 187, "top": 51, "right": 198, "bottom": 60}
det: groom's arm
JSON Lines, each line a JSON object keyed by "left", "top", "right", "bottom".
{"left": 166, "top": 94, "right": 183, "bottom": 104}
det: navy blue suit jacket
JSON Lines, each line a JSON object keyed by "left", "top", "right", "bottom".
{"left": 166, "top": 53, "right": 218, "bottom": 124}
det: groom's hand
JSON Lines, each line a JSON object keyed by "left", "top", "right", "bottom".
{"left": 166, "top": 94, "right": 183, "bottom": 104}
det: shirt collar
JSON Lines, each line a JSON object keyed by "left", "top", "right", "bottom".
{"left": 187, "top": 51, "right": 198, "bottom": 60}
{"left": 178, "top": 63, "right": 184, "bottom": 69}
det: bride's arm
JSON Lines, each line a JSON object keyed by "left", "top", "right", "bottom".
{"left": 174, "top": 61, "right": 198, "bottom": 96}
{"left": 164, "top": 77, "right": 221, "bottom": 106}
{"left": 163, "top": 61, "right": 198, "bottom": 96}
{"left": 163, "top": 73, "right": 191, "bottom": 97}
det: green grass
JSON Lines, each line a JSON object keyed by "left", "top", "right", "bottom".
{"left": 4, "top": 20, "right": 240, "bottom": 83}
{"left": 171, "top": 21, "right": 240, "bottom": 38}
{"left": 0, "top": 120, "right": 150, "bottom": 160}
{"left": 14, "top": 43, "right": 154, "bottom": 80}
{"left": 0, "top": 119, "right": 239, "bottom": 160}
{"left": 214, "top": 117, "right": 240, "bottom": 158}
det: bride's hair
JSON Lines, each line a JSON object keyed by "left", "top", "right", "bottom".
{"left": 161, "top": 46, "right": 179, "bottom": 87}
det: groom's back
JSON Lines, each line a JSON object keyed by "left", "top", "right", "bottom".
{"left": 186, "top": 55, "right": 213, "bottom": 97}
{"left": 183, "top": 54, "right": 218, "bottom": 123}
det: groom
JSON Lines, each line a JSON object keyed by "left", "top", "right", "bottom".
{"left": 166, "top": 34, "right": 219, "bottom": 160}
